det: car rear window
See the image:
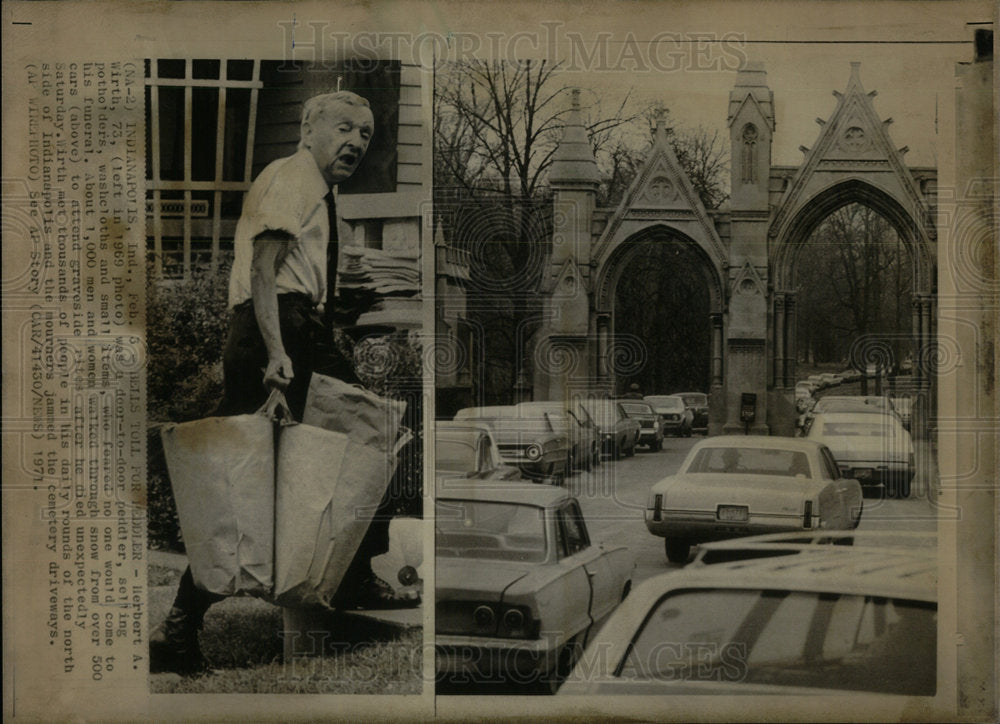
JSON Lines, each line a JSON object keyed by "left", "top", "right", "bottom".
{"left": 435, "top": 500, "right": 547, "bottom": 563}
{"left": 618, "top": 588, "right": 935, "bottom": 695}
{"left": 685, "top": 448, "right": 812, "bottom": 477}
{"left": 646, "top": 396, "right": 684, "bottom": 411}
{"left": 819, "top": 422, "right": 895, "bottom": 437}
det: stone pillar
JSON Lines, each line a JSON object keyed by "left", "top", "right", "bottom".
{"left": 773, "top": 293, "right": 786, "bottom": 388}
{"left": 710, "top": 313, "right": 724, "bottom": 387}
{"left": 784, "top": 293, "right": 797, "bottom": 387}
{"left": 911, "top": 295, "right": 924, "bottom": 390}
{"left": 534, "top": 88, "right": 599, "bottom": 400}
{"left": 597, "top": 313, "right": 610, "bottom": 381}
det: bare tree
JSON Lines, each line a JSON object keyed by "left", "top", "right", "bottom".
{"left": 796, "top": 203, "right": 913, "bottom": 366}
{"left": 435, "top": 62, "right": 641, "bottom": 404}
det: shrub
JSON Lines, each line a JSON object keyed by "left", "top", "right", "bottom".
{"left": 146, "top": 261, "right": 231, "bottom": 550}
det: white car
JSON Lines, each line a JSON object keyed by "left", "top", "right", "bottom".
{"left": 806, "top": 411, "right": 915, "bottom": 498}
{"left": 436, "top": 484, "right": 634, "bottom": 692}
{"left": 561, "top": 531, "right": 936, "bottom": 697}
{"left": 645, "top": 436, "right": 863, "bottom": 564}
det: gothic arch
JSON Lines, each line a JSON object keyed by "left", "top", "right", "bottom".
{"left": 595, "top": 223, "right": 725, "bottom": 315}
{"left": 771, "top": 177, "right": 934, "bottom": 293}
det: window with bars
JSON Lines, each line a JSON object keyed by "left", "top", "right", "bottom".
{"left": 145, "top": 59, "right": 262, "bottom": 279}
{"left": 145, "top": 59, "right": 401, "bottom": 280}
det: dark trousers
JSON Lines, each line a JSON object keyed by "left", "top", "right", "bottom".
{"left": 171, "top": 294, "right": 390, "bottom": 618}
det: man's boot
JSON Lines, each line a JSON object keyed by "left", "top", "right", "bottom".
{"left": 149, "top": 605, "right": 208, "bottom": 675}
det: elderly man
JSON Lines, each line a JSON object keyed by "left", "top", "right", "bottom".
{"left": 152, "top": 91, "right": 413, "bottom": 676}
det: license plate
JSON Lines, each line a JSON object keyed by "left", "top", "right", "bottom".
{"left": 717, "top": 505, "right": 749, "bottom": 522}
{"left": 853, "top": 468, "right": 873, "bottom": 480}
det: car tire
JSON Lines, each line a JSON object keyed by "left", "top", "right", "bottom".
{"left": 537, "top": 634, "right": 583, "bottom": 694}
{"left": 899, "top": 477, "right": 911, "bottom": 499}
{"left": 665, "top": 538, "right": 690, "bottom": 564}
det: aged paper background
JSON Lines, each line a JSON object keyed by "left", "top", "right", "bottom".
{"left": 3, "top": 0, "right": 996, "bottom": 721}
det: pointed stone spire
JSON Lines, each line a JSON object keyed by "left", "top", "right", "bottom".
{"left": 550, "top": 88, "right": 600, "bottom": 187}
{"left": 652, "top": 108, "right": 670, "bottom": 143}
{"left": 728, "top": 60, "right": 775, "bottom": 130}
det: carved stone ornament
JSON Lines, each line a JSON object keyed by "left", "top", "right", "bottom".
{"left": 644, "top": 176, "right": 677, "bottom": 204}
{"left": 841, "top": 124, "right": 869, "bottom": 152}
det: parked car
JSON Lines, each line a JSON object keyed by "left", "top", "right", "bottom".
{"left": 673, "top": 392, "right": 709, "bottom": 433}
{"left": 516, "top": 401, "right": 601, "bottom": 472}
{"left": 582, "top": 399, "right": 641, "bottom": 459}
{"left": 436, "top": 484, "right": 634, "bottom": 692}
{"left": 802, "top": 395, "right": 903, "bottom": 433}
{"left": 644, "top": 436, "right": 863, "bottom": 563}
{"left": 806, "top": 411, "right": 915, "bottom": 498}
{"left": 435, "top": 421, "right": 521, "bottom": 481}
{"left": 795, "top": 381, "right": 818, "bottom": 400}
{"left": 560, "top": 531, "right": 936, "bottom": 697}
{"left": 888, "top": 394, "right": 913, "bottom": 431}
{"left": 617, "top": 400, "right": 664, "bottom": 451}
{"left": 643, "top": 395, "right": 693, "bottom": 437}
{"left": 455, "top": 407, "right": 570, "bottom": 484}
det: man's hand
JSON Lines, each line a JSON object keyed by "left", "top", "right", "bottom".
{"left": 263, "top": 352, "right": 294, "bottom": 390}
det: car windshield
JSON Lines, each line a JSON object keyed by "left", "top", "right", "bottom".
{"left": 617, "top": 588, "right": 935, "bottom": 695}
{"left": 435, "top": 499, "right": 547, "bottom": 563}
{"left": 620, "top": 402, "right": 654, "bottom": 416}
{"left": 685, "top": 447, "right": 812, "bottom": 477}
{"left": 435, "top": 439, "right": 476, "bottom": 473}
{"left": 583, "top": 401, "right": 619, "bottom": 425}
{"left": 678, "top": 394, "right": 707, "bottom": 407}
{"left": 646, "top": 396, "right": 684, "bottom": 411}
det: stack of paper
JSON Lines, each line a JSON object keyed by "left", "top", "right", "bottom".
{"left": 339, "top": 247, "right": 420, "bottom": 296}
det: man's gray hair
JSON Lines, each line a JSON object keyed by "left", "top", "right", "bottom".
{"left": 300, "top": 91, "right": 371, "bottom": 137}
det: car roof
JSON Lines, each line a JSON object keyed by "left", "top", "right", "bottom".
{"left": 634, "top": 546, "right": 935, "bottom": 601}
{"left": 690, "top": 435, "right": 825, "bottom": 453}
{"left": 435, "top": 482, "right": 570, "bottom": 508}
{"left": 437, "top": 420, "right": 492, "bottom": 433}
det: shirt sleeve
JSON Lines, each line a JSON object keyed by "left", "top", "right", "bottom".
{"left": 240, "top": 163, "right": 307, "bottom": 242}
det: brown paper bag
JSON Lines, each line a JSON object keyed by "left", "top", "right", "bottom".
{"left": 302, "top": 374, "right": 406, "bottom": 451}
{"left": 273, "top": 423, "right": 395, "bottom": 608}
{"left": 160, "top": 411, "right": 276, "bottom": 597}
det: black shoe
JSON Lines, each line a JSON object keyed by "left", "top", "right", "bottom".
{"left": 149, "top": 606, "right": 208, "bottom": 675}
{"left": 344, "top": 573, "right": 421, "bottom": 610}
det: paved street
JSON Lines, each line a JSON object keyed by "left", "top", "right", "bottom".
{"left": 564, "top": 435, "right": 938, "bottom": 589}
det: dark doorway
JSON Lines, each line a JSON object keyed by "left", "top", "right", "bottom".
{"left": 613, "top": 239, "right": 712, "bottom": 396}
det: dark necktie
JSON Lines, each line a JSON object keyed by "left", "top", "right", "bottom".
{"left": 323, "top": 190, "right": 339, "bottom": 327}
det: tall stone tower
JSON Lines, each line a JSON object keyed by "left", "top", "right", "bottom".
{"left": 534, "top": 89, "right": 599, "bottom": 401}
{"left": 725, "top": 61, "right": 774, "bottom": 432}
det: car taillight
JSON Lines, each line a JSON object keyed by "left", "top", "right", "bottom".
{"left": 497, "top": 606, "right": 538, "bottom": 639}
{"left": 473, "top": 604, "right": 496, "bottom": 633}
{"left": 653, "top": 493, "right": 663, "bottom": 522}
